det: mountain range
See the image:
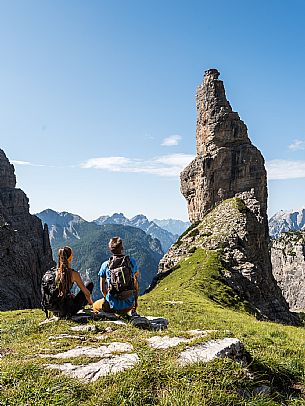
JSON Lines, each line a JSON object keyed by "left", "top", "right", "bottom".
{"left": 269, "top": 207, "right": 305, "bottom": 238}
{"left": 35, "top": 209, "right": 189, "bottom": 298}
{"left": 94, "top": 213, "right": 187, "bottom": 252}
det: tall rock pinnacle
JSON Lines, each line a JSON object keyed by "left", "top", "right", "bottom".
{"left": 152, "top": 69, "right": 298, "bottom": 325}
{"left": 0, "top": 149, "right": 54, "bottom": 311}
{"left": 181, "top": 69, "right": 267, "bottom": 233}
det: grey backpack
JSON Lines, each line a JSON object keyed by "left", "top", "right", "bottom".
{"left": 108, "top": 255, "right": 134, "bottom": 300}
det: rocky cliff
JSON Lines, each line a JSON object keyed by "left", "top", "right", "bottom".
{"left": 154, "top": 70, "right": 297, "bottom": 325}
{"left": 157, "top": 199, "right": 298, "bottom": 324}
{"left": 0, "top": 149, "right": 54, "bottom": 310}
{"left": 271, "top": 232, "right": 305, "bottom": 310}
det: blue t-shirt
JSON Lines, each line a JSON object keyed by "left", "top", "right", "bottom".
{"left": 98, "top": 256, "right": 137, "bottom": 311}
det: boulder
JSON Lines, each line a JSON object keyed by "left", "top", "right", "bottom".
{"left": 45, "top": 353, "right": 139, "bottom": 382}
{"left": 177, "top": 338, "right": 245, "bottom": 366}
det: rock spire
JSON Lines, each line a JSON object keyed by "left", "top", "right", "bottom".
{"left": 181, "top": 69, "right": 268, "bottom": 233}
{"left": 153, "top": 70, "right": 298, "bottom": 325}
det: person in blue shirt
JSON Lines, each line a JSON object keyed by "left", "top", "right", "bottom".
{"left": 93, "top": 237, "right": 139, "bottom": 314}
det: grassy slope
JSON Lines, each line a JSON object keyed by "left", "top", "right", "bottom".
{"left": 1, "top": 249, "right": 305, "bottom": 405}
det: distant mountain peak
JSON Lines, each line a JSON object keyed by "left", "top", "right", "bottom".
{"left": 269, "top": 206, "right": 305, "bottom": 238}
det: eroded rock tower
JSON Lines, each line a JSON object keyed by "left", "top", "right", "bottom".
{"left": 153, "top": 70, "right": 298, "bottom": 325}
{"left": 181, "top": 69, "right": 268, "bottom": 235}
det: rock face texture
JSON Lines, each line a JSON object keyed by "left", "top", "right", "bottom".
{"left": 0, "top": 149, "right": 54, "bottom": 311}
{"left": 157, "top": 199, "right": 297, "bottom": 324}
{"left": 155, "top": 70, "right": 298, "bottom": 325}
{"left": 271, "top": 232, "right": 305, "bottom": 310}
{"left": 181, "top": 69, "right": 268, "bottom": 237}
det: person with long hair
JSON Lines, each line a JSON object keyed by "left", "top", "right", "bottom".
{"left": 54, "top": 246, "right": 93, "bottom": 317}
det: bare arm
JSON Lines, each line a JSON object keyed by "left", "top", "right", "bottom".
{"left": 133, "top": 272, "right": 139, "bottom": 310}
{"left": 72, "top": 271, "right": 93, "bottom": 305}
{"left": 100, "top": 277, "right": 107, "bottom": 297}
{"left": 133, "top": 272, "right": 139, "bottom": 296}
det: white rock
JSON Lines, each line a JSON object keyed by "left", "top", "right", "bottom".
{"left": 45, "top": 353, "right": 139, "bottom": 382}
{"left": 39, "top": 342, "right": 133, "bottom": 359}
{"left": 178, "top": 338, "right": 244, "bottom": 366}
{"left": 48, "top": 334, "right": 86, "bottom": 341}
{"left": 70, "top": 325, "right": 96, "bottom": 332}
{"left": 187, "top": 329, "right": 217, "bottom": 336}
{"left": 39, "top": 316, "right": 59, "bottom": 325}
{"left": 148, "top": 336, "right": 190, "bottom": 349}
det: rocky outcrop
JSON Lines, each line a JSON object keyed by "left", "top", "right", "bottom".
{"left": 271, "top": 232, "right": 305, "bottom": 310}
{"left": 181, "top": 69, "right": 268, "bottom": 238}
{"left": 155, "top": 70, "right": 298, "bottom": 325}
{"left": 0, "top": 149, "right": 54, "bottom": 311}
{"left": 158, "top": 199, "right": 298, "bottom": 324}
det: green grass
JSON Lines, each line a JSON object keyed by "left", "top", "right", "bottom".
{"left": 1, "top": 248, "right": 305, "bottom": 405}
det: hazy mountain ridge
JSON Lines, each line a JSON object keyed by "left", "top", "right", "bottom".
{"left": 36, "top": 209, "right": 164, "bottom": 297}
{"left": 269, "top": 207, "right": 305, "bottom": 238}
{"left": 94, "top": 213, "right": 178, "bottom": 252}
{"left": 152, "top": 218, "right": 190, "bottom": 235}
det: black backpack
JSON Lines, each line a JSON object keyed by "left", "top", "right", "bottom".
{"left": 108, "top": 255, "right": 134, "bottom": 300}
{"left": 41, "top": 268, "right": 63, "bottom": 317}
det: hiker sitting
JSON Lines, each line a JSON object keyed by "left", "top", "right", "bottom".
{"left": 42, "top": 246, "right": 93, "bottom": 318}
{"left": 93, "top": 237, "right": 139, "bottom": 315}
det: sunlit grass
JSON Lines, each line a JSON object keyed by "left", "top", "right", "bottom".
{"left": 1, "top": 248, "right": 305, "bottom": 405}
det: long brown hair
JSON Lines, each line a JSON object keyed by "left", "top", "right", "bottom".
{"left": 56, "top": 246, "right": 73, "bottom": 297}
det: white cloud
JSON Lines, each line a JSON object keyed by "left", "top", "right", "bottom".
{"left": 80, "top": 157, "right": 131, "bottom": 171}
{"left": 80, "top": 153, "right": 195, "bottom": 177}
{"left": 11, "top": 160, "right": 46, "bottom": 167}
{"left": 161, "top": 135, "right": 182, "bottom": 146}
{"left": 288, "top": 139, "right": 305, "bottom": 151}
{"left": 266, "top": 159, "right": 305, "bottom": 180}
{"left": 11, "top": 160, "right": 31, "bottom": 166}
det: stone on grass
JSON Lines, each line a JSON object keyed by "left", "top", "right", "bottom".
{"left": 148, "top": 336, "right": 190, "bottom": 349}
{"left": 186, "top": 329, "right": 217, "bottom": 336}
{"left": 39, "top": 342, "right": 133, "bottom": 359}
{"left": 39, "top": 316, "right": 59, "bottom": 325}
{"left": 178, "top": 338, "right": 244, "bottom": 366}
{"left": 45, "top": 353, "right": 139, "bottom": 382}
{"left": 48, "top": 334, "right": 86, "bottom": 341}
{"left": 70, "top": 325, "right": 97, "bottom": 332}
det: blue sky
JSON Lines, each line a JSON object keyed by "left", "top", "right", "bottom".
{"left": 0, "top": 0, "right": 304, "bottom": 221}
